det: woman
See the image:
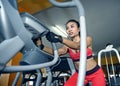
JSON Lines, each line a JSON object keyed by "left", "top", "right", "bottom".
{"left": 36, "top": 19, "right": 106, "bottom": 86}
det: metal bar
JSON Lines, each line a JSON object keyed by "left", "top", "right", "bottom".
{"left": 35, "top": 70, "right": 42, "bottom": 86}
{"left": 46, "top": 67, "right": 52, "bottom": 86}
{"left": 12, "top": 72, "right": 21, "bottom": 86}
{"left": 49, "top": 0, "right": 75, "bottom": 7}
{"left": 105, "top": 53, "right": 111, "bottom": 86}
{"left": 49, "top": 0, "right": 87, "bottom": 86}
{"left": 98, "top": 44, "right": 120, "bottom": 86}
{"left": 110, "top": 52, "right": 117, "bottom": 85}
{"left": 2, "top": 43, "right": 59, "bottom": 73}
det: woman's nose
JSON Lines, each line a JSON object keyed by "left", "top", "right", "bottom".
{"left": 68, "top": 28, "right": 72, "bottom": 31}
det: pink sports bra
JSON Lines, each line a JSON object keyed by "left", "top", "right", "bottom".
{"left": 68, "top": 48, "right": 93, "bottom": 61}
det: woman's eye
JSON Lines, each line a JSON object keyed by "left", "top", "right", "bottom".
{"left": 66, "top": 27, "right": 69, "bottom": 30}
{"left": 71, "top": 25, "right": 74, "bottom": 28}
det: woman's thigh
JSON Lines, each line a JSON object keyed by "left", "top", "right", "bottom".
{"left": 90, "top": 69, "right": 106, "bottom": 86}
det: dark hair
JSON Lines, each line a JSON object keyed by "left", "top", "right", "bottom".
{"left": 65, "top": 19, "right": 80, "bottom": 28}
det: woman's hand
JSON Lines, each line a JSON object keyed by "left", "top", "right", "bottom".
{"left": 36, "top": 38, "right": 42, "bottom": 47}
{"left": 34, "top": 38, "right": 44, "bottom": 50}
{"left": 33, "top": 37, "right": 42, "bottom": 46}
{"left": 46, "top": 32, "right": 63, "bottom": 43}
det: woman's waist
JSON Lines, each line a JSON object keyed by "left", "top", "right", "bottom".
{"left": 76, "top": 64, "right": 100, "bottom": 75}
{"left": 74, "top": 58, "right": 98, "bottom": 74}
{"left": 86, "top": 58, "right": 97, "bottom": 71}
{"left": 74, "top": 57, "right": 97, "bottom": 69}
{"left": 86, "top": 64, "right": 100, "bottom": 75}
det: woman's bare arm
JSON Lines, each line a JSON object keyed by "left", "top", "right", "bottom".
{"left": 62, "top": 38, "right": 80, "bottom": 50}
{"left": 42, "top": 45, "right": 68, "bottom": 56}
{"left": 86, "top": 36, "right": 92, "bottom": 49}
{"left": 62, "top": 36, "right": 92, "bottom": 50}
{"left": 36, "top": 38, "right": 68, "bottom": 56}
{"left": 36, "top": 36, "right": 92, "bottom": 55}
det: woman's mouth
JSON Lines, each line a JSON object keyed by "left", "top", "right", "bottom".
{"left": 69, "top": 32, "right": 73, "bottom": 35}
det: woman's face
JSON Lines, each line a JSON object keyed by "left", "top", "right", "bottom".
{"left": 66, "top": 21, "right": 80, "bottom": 38}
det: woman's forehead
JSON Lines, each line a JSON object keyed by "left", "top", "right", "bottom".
{"left": 67, "top": 22, "right": 77, "bottom": 26}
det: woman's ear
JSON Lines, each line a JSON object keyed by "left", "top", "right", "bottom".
{"left": 78, "top": 31, "right": 80, "bottom": 35}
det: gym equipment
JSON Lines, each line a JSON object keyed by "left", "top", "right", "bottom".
{"left": 13, "top": 57, "right": 75, "bottom": 86}
{"left": 0, "top": 0, "right": 59, "bottom": 73}
{"left": 47, "top": 57, "right": 75, "bottom": 86}
{"left": 49, "top": 0, "right": 87, "bottom": 86}
{"left": 0, "top": 0, "right": 59, "bottom": 85}
{"left": 20, "top": 12, "right": 49, "bottom": 39}
{"left": 0, "top": 0, "right": 88, "bottom": 86}
{"left": 13, "top": 48, "right": 54, "bottom": 86}
{"left": 98, "top": 44, "right": 120, "bottom": 86}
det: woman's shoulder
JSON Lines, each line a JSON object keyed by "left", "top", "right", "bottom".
{"left": 87, "top": 35, "right": 92, "bottom": 41}
{"left": 86, "top": 35, "right": 92, "bottom": 48}
{"left": 87, "top": 35, "right": 92, "bottom": 39}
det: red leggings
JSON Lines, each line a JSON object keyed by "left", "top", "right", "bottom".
{"left": 64, "top": 68, "right": 106, "bottom": 86}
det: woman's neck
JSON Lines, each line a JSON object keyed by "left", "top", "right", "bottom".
{"left": 72, "top": 35, "right": 80, "bottom": 42}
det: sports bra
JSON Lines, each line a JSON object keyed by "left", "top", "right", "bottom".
{"left": 68, "top": 48, "right": 93, "bottom": 61}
